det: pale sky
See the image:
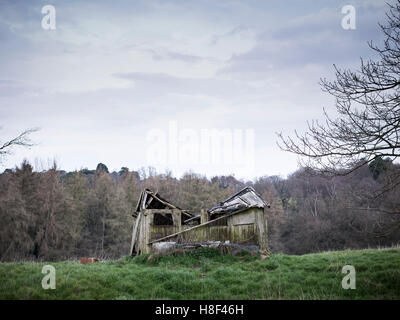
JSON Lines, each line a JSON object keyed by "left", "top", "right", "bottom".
{"left": 0, "top": 0, "right": 392, "bottom": 179}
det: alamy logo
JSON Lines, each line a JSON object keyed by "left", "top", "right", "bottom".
{"left": 41, "top": 5, "right": 56, "bottom": 30}
{"left": 146, "top": 121, "right": 255, "bottom": 174}
{"left": 41, "top": 265, "right": 56, "bottom": 290}
{"left": 341, "top": 265, "right": 356, "bottom": 289}
{"left": 341, "top": 5, "right": 356, "bottom": 30}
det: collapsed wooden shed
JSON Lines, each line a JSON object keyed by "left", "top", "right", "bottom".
{"left": 130, "top": 187, "right": 270, "bottom": 255}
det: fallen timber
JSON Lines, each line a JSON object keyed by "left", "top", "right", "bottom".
{"left": 151, "top": 241, "right": 260, "bottom": 256}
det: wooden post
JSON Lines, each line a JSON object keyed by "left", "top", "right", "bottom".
{"left": 130, "top": 211, "right": 142, "bottom": 255}
{"left": 172, "top": 209, "right": 182, "bottom": 232}
{"left": 255, "top": 208, "right": 268, "bottom": 254}
{"left": 200, "top": 209, "right": 208, "bottom": 224}
{"left": 143, "top": 210, "right": 152, "bottom": 254}
{"left": 200, "top": 210, "right": 209, "bottom": 240}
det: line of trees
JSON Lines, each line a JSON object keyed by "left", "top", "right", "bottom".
{"left": 1, "top": 159, "right": 399, "bottom": 261}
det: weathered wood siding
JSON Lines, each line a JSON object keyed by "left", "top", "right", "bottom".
{"left": 135, "top": 207, "right": 266, "bottom": 254}
{"left": 228, "top": 210, "right": 256, "bottom": 226}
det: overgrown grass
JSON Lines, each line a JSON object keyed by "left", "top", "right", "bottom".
{"left": 0, "top": 248, "right": 399, "bottom": 299}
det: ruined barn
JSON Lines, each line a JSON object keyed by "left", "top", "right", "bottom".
{"left": 130, "top": 187, "right": 270, "bottom": 255}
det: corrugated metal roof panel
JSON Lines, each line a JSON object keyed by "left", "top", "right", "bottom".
{"left": 208, "top": 186, "right": 269, "bottom": 216}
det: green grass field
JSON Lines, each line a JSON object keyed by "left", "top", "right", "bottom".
{"left": 0, "top": 248, "right": 399, "bottom": 300}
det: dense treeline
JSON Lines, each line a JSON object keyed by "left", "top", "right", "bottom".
{"left": 0, "top": 159, "right": 399, "bottom": 261}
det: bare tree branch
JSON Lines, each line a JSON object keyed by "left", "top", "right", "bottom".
{"left": 277, "top": 1, "right": 400, "bottom": 193}
{"left": 0, "top": 127, "right": 40, "bottom": 163}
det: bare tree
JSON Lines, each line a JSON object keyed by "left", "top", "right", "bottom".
{"left": 0, "top": 128, "right": 39, "bottom": 164}
{"left": 277, "top": 1, "right": 400, "bottom": 194}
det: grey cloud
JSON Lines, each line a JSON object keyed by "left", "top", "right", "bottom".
{"left": 209, "top": 25, "right": 251, "bottom": 46}
{"left": 113, "top": 72, "right": 264, "bottom": 100}
{"left": 220, "top": 4, "right": 388, "bottom": 76}
{"left": 0, "top": 80, "right": 42, "bottom": 97}
{"left": 150, "top": 50, "right": 211, "bottom": 63}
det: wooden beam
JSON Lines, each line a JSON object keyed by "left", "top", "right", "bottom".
{"left": 147, "top": 208, "right": 250, "bottom": 245}
{"left": 130, "top": 210, "right": 142, "bottom": 255}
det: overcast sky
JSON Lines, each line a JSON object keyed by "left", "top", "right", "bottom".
{"left": 0, "top": 0, "right": 393, "bottom": 179}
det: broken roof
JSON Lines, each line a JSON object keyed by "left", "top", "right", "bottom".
{"left": 133, "top": 187, "right": 268, "bottom": 220}
{"left": 208, "top": 186, "right": 269, "bottom": 216}
{"left": 134, "top": 189, "right": 192, "bottom": 218}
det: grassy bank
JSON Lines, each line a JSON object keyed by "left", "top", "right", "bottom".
{"left": 0, "top": 248, "right": 399, "bottom": 299}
